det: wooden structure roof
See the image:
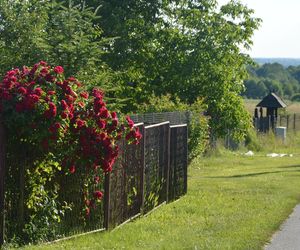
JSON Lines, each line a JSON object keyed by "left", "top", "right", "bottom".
{"left": 256, "top": 92, "right": 287, "bottom": 108}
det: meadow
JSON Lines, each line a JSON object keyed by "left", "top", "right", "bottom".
{"left": 243, "top": 98, "right": 300, "bottom": 115}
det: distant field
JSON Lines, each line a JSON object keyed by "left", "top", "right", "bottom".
{"left": 244, "top": 99, "right": 300, "bottom": 115}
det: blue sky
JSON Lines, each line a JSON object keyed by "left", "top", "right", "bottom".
{"left": 218, "top": 0, "right": 300, "bottom": 58}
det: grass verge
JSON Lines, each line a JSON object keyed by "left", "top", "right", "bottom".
{"left": 23, "top": 152, "right": 300, "bottom": 250}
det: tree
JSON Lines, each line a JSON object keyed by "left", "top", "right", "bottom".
{"left": 79, "top": 0, "right": 261, "bottom": 139}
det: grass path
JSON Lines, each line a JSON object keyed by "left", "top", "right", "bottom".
{"left": 24, "top": 153, "right": 300, "bottom": 250}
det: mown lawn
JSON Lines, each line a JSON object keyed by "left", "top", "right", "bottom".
{"left": 24, "top": 152, "right": 300, "bottom": 250}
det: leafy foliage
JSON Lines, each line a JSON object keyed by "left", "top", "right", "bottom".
{"left": 244, "top": 63, "right": 300, "bottom": 100}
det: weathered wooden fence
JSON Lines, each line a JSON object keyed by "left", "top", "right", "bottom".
{"left": 0, "top": 119, "right": 188, "bottom": 245}
{"left": 253, "top": 113, "right": 300, "bottom": 132}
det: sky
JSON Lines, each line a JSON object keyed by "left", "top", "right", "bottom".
{"left": 218, "top": 0, "right": 300, "bottom": 58}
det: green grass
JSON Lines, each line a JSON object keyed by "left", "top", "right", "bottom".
{"left": 22, "top": 150, "right": 300, "bottom": 250}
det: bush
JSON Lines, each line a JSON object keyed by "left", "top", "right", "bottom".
{"left": 137, "top": 94, "right": 210, "bottom": 158}
{"left": 1, "top": 62, "right": 141, "bottom": 244}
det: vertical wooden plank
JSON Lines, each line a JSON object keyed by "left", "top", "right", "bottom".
{"left": 165, "top": 124, "right": 170, "bottom": 203}
{"left": 184, "top": 125, "right": 188, "bottom": 195}
{"left": 280, "top": 115, "right": 282, "bottom": 126}
{"left": 287, "top": 115, "right": 290, "bottom": 130}
{"left": 103, "top": 172, "right": 111, "bottom": 230}
{"left": 140, "top": 125, "right": 145, "bottom": 214}
{"left": 294, "top": 114, "right": 296, "bottom": 131}
{"left": 0, "top": 118, "right": 5, "bottom": 246}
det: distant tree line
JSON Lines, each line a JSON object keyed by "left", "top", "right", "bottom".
{"left": 243, "top": 63, "right": 300, "bottom": 101}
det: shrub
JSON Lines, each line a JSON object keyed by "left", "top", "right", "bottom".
{"left": 0, "top": 61, "right": 141, "bottom": 243}
{"left": 137, "top": 94, "right": 209, "bottom": 158}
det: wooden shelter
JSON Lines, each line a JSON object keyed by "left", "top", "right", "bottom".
{"left": 255, "top": 92, "right": 287, "bottom": 118}
{"left": 254, "top": 92, "right": 287, "bottom": 132}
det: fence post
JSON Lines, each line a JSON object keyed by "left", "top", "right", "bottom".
{"left": 165, "top": 124, "right": 170, "bottom": 203}
{"left": 140, "top": 125, "right": 145, "bottom": 214}
{"left": 294, "top": 114, "right": 296, "bottom": 131}
{"left": 287, "top": 115, "right": 290, "bottom": 130}
{"left": 103, "top": 172, "right": 111, "bottom": 230}
{"left": 0, "top": 118, "right": 5, "bottom": 246}
{"left": 280, "top": 115, "right": 282, "bottom": 126}
{"left": 184, "top": 125, "right": 188, "bottom": 194}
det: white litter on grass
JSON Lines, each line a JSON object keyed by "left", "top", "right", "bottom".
{"left": 244, "top": 150, "right": 254, "bottom": 156}
{"left": 266, "top": 153, "right": 293, "bottom": 158}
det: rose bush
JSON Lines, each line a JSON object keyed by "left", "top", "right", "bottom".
{"left": 0, "top": 61, "right": 142, "bottom": 216}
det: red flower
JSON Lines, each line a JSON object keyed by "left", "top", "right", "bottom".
{"left": 112, "top": 118, "right": 118, "bottom": 127}
{"left": 97, "top": 119, "right": 106, "bottom": 129}
{"left": 99, "top": 107, "right": 109, "bottom": 119}
{"left": 18, "top": 87, "right": 27, "bottom": 95}
{"left": 80, "top": 91, "right": 89, "bottom": 99}
{"left": 34, "top": 88, "right": 43, "bottom": 97}
{"left": 47, "top": 90, "right": 56, "bottom": 95}
{"left": 39, "top": 61, "right": 47, "bottom": 66}
{"left": 126, "top": 116, "right": 134, "bottom": 128}
{"left": 54, "top": 66, "right": 64, "bottom": 74}
{"left": 54, "top": 122, "right": 61, "bottom": 130}
{"left": 78, "top": 101, "right": 85, "bottom": 108}
{"left": 85, "top": 207, "right": 90, "bottom": 216}
{"left": 85, "top": 199, "right": 91, "bottom": 206}
{"left": 61, "top": 100, "right": 68, "bottom": 110}
{"left": 76, "top": 119, "right": 86, "bottom": 128}
{"left": 92, "top": 89, "right": 103, "bottom": 99}
{"left": 40, "top": 67, "right": 49, "bottom": 76}
{"left": 93, "top": 191, "right": 103, "bottom": 200}
{"left": 94, "top": 176, "right": 100, "bottom": 184}
{"left": 111, "top": 112, "right": 117, "bottom": 119}
{"left": 61, "top": 112, "right": 68, "bottom": 119}
{"left": 69, "top": 165, "right": 76, "bottom": 174}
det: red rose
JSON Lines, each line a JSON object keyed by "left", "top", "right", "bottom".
{"left": 40, "top": 67, "right": 49, "bottom": 76}
{"left": 54, "top": 66, "right": 64, "bottom": 74}
{"left": 92, "top": 89, "right": 103, "bottom": 99}
{"left": 78, "top": 101, "right": 85, "bottom": 108}
{"left": 93, "top": 191, "right": 103, "bottom": 200}
{"left": 54, "top": 122, "right": 61, "bottom": 130}
{"left": 34, "top": 88, "right": 43, "bottom": 96}
{"left": 85, "top": 199, "right": 91, "bottom": 206}
{"left": 61, "top": 100, "right": 68, "bottom": 110}
{"left": 85, "top": 207, "right": 90, "bottom": 216}
{"left": 94, "top": 176, "right": 100, "bottom": 184}
{"left": 111, "top": 112, "right": 117, "bottom": 119}
{"left": 76, "top": 119, "right": 86, "bottom": 128}
{"left": 47, "top": 90, "right": 56, "bottom": 95}
{"left": 126, "top": 116, "right": 134, "bottom": 128}
{"left": 99, "top": 108, "right": 109, "bottom": 119}
{"left": 49, "top": 102, "right": 56, "bottom": 111}
{"left": 97, "top": 119, "right": 106, "bottom": 129}
{"left": 18, "top": 87, "right": 27, "bottom": 95}
{"left": 112, "top": 118, "right": 118, "bottom": 127}
{"left": 69, "top": 165, "right": 76, "bottom": 174}
{"left": 80, "top": 91, "right": 89, "bottom": 99}
{"left": 61, "top": 112, "right": 68, "bottom": 119}
{"left": 39, "top": 61, "right": 47, "bottom": 66}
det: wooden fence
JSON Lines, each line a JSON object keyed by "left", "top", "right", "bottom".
{"left": 0, "top": 120, "right": 188, "bottom": 246}
{"left": 253, "top": 113, "right": 300, "bottom": 132}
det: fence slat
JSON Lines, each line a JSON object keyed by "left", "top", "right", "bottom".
{"left": 0, "top": 119, "right": 5, "bottom": 246}
{"left": 103, "top": 173, "right": 111, "bottom": 230}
